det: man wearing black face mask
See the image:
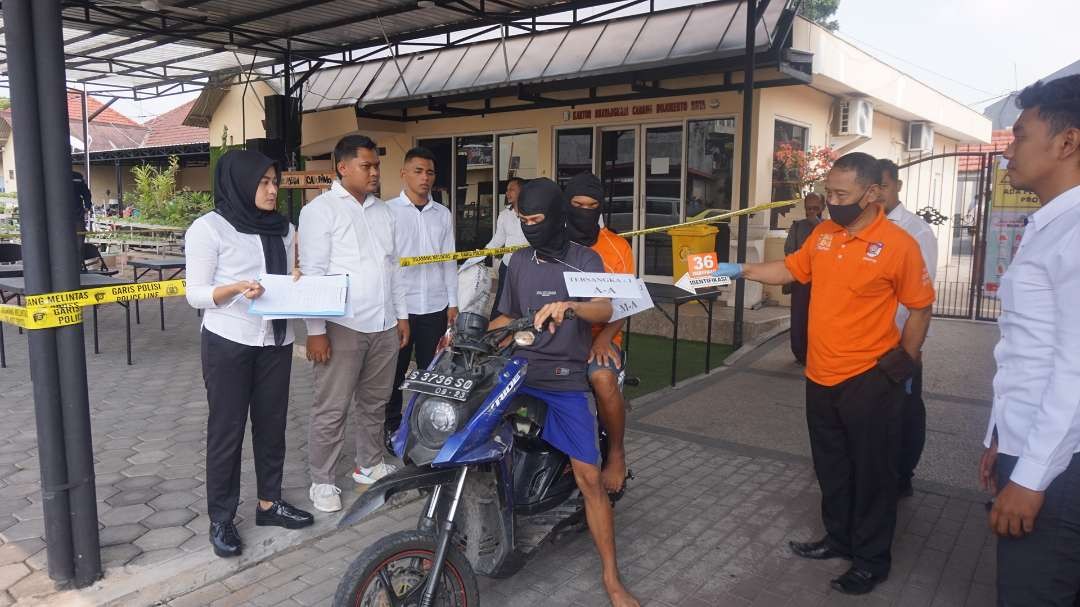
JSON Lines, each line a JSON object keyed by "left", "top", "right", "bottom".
{"left": 489, "top": 178, "right": 639, "bottom": 607}
{"left": 565, "top": 172, "right": 634, "bottom": 494}
{"left": 711, "top": 152, "right": 935, "bottom": 595}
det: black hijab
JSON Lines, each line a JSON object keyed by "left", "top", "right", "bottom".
{"left": 214, "top": 149, "right": 289, "bottom": 345}
{"left": 518, "top": 178, "right": 570, "bottom": 260}
{"left": 563, "top": 172, "right": 604, "bottom": 246}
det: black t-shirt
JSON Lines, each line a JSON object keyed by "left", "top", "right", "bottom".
{"left": 497, "top": 244, "right": 605, "bottom": 391}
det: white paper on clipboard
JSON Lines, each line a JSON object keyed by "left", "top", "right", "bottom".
{"left": 249, "top": 274, "right": 348, "bottom": 318}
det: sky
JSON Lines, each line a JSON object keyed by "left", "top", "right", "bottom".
{"left": 10, "top": 0, "right": 1080, "bottom": 122}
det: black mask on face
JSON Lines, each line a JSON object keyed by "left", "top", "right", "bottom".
{"left": 563, "top": 172, "right": 605, "bottom": 246}
{"left": 827, "top": 187, "right": 873, "bottom": 227}
{"left": 518, "top": 178, "right": 570, "bottom": 260}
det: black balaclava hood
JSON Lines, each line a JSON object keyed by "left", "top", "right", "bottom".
{"left": 213, "top": 149, "right": 290, "bottom": 345}
{"left": 564, "top": 172, "right": 604, "bottom": 246}
{"left": 518, "top": 177, "right": 570, "bottom": 260}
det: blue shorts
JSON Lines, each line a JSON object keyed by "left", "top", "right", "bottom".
{"left": 518, "top": 385, "right": 601, "bottom": 467}
{"left": 587, "top": 344, "right": 624, "bottom": 380}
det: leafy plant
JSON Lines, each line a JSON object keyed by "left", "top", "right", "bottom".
{"left": 774, "top": 144, "right": 837, "bottom": 195}
{"left": 129, "top": 156, "right": 213, "bottom": 227}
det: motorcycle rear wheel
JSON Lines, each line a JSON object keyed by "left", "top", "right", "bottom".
{"left": 333, "top": 530, "right": 479, "bottom": 607}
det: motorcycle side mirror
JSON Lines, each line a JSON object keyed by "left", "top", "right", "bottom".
{"left": 513, "top": 331, "right": 536, "bottom": 347}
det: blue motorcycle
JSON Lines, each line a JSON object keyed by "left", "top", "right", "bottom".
{"left": 332, "top": 310, "right": 621, "bottom": 607}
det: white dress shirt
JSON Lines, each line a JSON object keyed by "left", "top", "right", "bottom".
{"left": 888, "top": 202, "right": 938, "bottom": 329}
{"left": 184, "top": 211, "right": 296, "bottom": 347}
{"left": 984, "top": 184, "right": 1080, "bottom": 491}
{"left": 299, "top": 181, "right": 407, "bottom": 336}
{"left": 387, "top": 191, "right": 458, "bottom": 315}
{"left": 485, "top": 206, "right": 528, "bottom": 268}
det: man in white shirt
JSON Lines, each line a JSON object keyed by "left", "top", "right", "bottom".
{"left": 299, "top": 135, "right": 409, "bottom": 513}
{"left": 878, "top": 159, "right": 939, "bottom": 498}
{"left": 977, "top": 74, "right": 1080, "bottom": 605}
{"left": 485, "top": 177, "right": 528, "bottom": 318}
{"left": 386, "top": 147, "right": 458, "bottom": 449}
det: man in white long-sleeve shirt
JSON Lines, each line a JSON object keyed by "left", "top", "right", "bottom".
{"left": 878, "top": 159, "right": 938, "bottom": 498}
{"left": 977, "top": 74, "right": 1080, "bottom": 605}
{"left": 385, "top": 147, "right": 458, "bottom": 449}
{"left": 485, "top": 177, "right": 528, "bottom": 318}
{"left": 299, "top": 135, "right": 409, "bottom": 513}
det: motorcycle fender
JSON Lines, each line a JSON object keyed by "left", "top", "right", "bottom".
{"left": 337, "top": 465, "right": 461, "bottom": 529}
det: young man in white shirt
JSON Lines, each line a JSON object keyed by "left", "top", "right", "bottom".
{"left": 485, "top": 177, "right": 528, "bottom": 318}
{"left": 299, "top": 135, "right": 410, "bottom": 513}
{"left": 385, "top": 147, "right": 458, "bottom": 449}
{"left": 878, "top": 159, "right": 939, "bottom": 498}
{"left": 978, "top": 74, "right": 1080, "bottom": 605}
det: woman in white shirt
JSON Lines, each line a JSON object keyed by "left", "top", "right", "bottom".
{"left": 184, "top": 150, "right": 313, "bottom": 559}
{"left": 485, "top": 177, "right": 529, "bottom": 317}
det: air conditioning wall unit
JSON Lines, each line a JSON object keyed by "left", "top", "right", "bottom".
{"left": 907, "top": 121, "right": 935, "bottom": 153}
{"left": 834, "top": 98, "right": 874, "bottom": 138}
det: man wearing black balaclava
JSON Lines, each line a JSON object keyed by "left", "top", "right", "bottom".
{"left": 490, "top": 177, "right": 639, "bottom": 607}
{"left": 565, "top": 172, "right": 634, "bottom": 496}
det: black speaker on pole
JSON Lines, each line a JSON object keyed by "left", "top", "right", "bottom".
{"left": 264, "top": 94, "right": 300, "bottom": 152}
{"left": 246, "top": 137, "right": 288, "bottom": 167}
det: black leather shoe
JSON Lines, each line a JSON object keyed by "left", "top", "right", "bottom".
{"left": 209, "top": 521, "right": 242, "bottom": 558}
{"left": 256, "top": 500, "right": 315, "bottom": 529}
{"left": 789, "top": 539, "right": 851, "bottom": 560}
{"left": 831, "top": 566, "right": 887, "bottom": 595}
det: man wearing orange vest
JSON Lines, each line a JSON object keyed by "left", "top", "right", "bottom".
{"left": 564, "top": 172, "right": 634, "bottom": 494}
{"left": 712, "top": 152, "right": 934, "bottom": 595}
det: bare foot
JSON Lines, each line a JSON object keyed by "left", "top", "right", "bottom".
{"left": 603, "top": 577, "right": 640, "bottom": 607}
{"left": 601, "top": 447, "right": 626, "bottom": 494}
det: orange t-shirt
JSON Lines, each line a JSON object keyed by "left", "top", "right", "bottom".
{"left": 784, "top": 207, "right": 935, "bottom": 386}
{"left": 590, "top": 227, "right": 634, "bottom": 348}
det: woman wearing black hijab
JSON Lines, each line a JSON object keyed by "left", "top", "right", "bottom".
{"left": 185, "top": 149, "right": 313, "bottom": 559}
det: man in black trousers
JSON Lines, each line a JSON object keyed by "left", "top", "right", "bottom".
{"left": 783, "top": 192, "right": 824, "bottom": 364}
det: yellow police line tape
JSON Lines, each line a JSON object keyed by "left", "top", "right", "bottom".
{"left": 0, "top": 279, "right": 186, "bottom": 330}
{"left": 399, "top": 198, "right": 799, "bottom": 267}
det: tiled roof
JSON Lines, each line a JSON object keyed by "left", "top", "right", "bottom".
{"left": 141, "top": 100, "right": 209, "bottom": 148}
{"left": 957, "top": 129, "right": 1012, "bottom": 171}
{"left": 66, "top": 92, "right": 140, "bottom": 127}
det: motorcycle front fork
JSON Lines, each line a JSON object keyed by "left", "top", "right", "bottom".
{"left": 419, "top": 466, "right": 468, "bottom": 607}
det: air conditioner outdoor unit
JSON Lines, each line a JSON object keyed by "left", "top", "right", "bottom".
{"left": 834, "top": 98, "right": 874, "bottom": 138}
{"left": 907, "top": 121, "right": 935, "bottom": 153}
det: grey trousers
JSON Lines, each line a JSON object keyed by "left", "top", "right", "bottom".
{"left": 308, "top": 323, "right": 398, "bottom": 485}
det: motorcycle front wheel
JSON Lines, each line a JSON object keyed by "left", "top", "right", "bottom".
{"left": 333, "top": 530, "right": 479, "bottom": 607}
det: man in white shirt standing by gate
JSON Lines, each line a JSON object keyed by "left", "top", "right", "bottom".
{"left": 977, "top": 74, "right": 1080, "bottom": 605}
{"left": 386, "top": 147, "right": 458, "bottom": 450}
{"left": 300, "top": 135, "right": 409, "bottom": 513}
{"left": 878, "top": 159, "right": 938, "bottom": 498}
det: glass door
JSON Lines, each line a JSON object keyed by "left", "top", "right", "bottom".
{"left": 453, "top": 135, "right": 495, "bottom": 252}
{"left": 599, "top": 127, "right": 637, "bottom": 268}
{"left": 640, "top": 124, "right": 684, "bottom": 281}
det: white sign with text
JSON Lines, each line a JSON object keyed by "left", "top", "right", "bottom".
{"left": 610, "top": 279, "right": 655, "bottom": 321}
{"left": 564, "top": 272, "right": 641, "bottom": 299}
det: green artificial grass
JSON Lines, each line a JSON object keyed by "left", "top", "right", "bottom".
{"left": 622, "top": 332, "right": 735, "bottom": 400}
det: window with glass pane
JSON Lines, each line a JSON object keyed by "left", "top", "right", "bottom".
{"left": 556, "top": 128, "right": 594, "bottom": 188}
{"left": 686, "top": 119, "right": 736, "bottom": 261}
{"left": 454, "top": 135, "right": 495, "bottom": 252}
{"left": 497, "top": 132, "right": 538, "bottom": 208}
{"left": 599, "top": 129, "right": 635, "bottom": 235}
{"left": 643, "top": 125, "right": 682, "bottom": 277}
{"left": 771, "top": 120, "right": 809, "bottom": 228}
{"left": 417, "top": 137, "right": 453, "bottom": 209}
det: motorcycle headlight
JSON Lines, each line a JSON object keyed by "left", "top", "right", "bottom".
{"left": 416, "top": 397, "right": 459, "bottom": 448}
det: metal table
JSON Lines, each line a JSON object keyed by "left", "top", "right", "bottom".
{"left": 0, "top": 264, "right": 23, "bottom": 278}
{"left": 129, "top": 257, "right": 185, "bottom": 330}
{"left": 0, "top": 273, "right": 134, "bottom": 368}
{"left": 637, "top": 282, "right": 723, "bottom": 387}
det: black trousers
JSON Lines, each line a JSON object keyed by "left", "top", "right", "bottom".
{"left": 898, "top": 366, "right": 926, "bottom": 483}
{"left": 387, "top": 308, "right": 448, "bottom": 427}
{"left": 806, "top": 366, "right": 903, "bottom": 576}
{"left": 201, "top": 329, "right": 292, "bottom": 524}
{"left": 789, "top": 282, "right": 811, "bottom": 363}
{"left": 995, "top": 453, "right": 1080, "bottom": 606}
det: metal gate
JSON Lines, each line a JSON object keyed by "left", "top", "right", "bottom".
{"left": 897, "top": 149, "right": 1001, "bottom": 321}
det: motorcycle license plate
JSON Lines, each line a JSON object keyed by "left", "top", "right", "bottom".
{"left": 400, "top": 370, "right": 475, "bottom": 401}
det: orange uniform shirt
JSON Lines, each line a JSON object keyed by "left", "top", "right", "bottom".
{"left": 784, "top": 207, "right": 935, "bottom": 386}
{"left": 590, "top": 227, "right": 634, "bottom": 348}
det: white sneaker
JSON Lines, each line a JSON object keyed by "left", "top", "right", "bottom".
{"left": 309, "top": 483, "right": 342, "bottom": 512}
{"left": 352, "top": 462, "right": 398, "bottom": 485}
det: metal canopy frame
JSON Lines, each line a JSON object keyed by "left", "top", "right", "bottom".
{"left": 0, "top": 0, "right": 663, "bottom": 99}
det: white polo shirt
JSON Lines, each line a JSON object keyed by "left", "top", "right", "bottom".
{"left": 887, "top": 202, "right": 938, "bottom": 329}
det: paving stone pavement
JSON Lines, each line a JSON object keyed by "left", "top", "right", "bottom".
{"left": 0, "top": 280, "right": 1001, "bottom": 606}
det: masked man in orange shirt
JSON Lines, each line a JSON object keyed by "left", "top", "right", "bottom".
{"left": 564, "top": 172, "right": 634, "bottom": 494}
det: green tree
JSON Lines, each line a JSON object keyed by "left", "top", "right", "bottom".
{"left": 0, "top": 98, "right": 10, "bottom": 110}
{"left": 799, "top": 0, "right": 840, "bottom": 31}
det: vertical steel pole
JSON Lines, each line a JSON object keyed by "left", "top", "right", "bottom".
{"left": 81, "top": 85, "right": 90, "bottom": 186}
{"left": 3, "top": 0, "right": 75, "bottom": 585}
{"left": 733, "top": 0, "right": 758, "bottom": 349}
{"left": 32, "top": 0, "right": 102, "bottom": 586}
